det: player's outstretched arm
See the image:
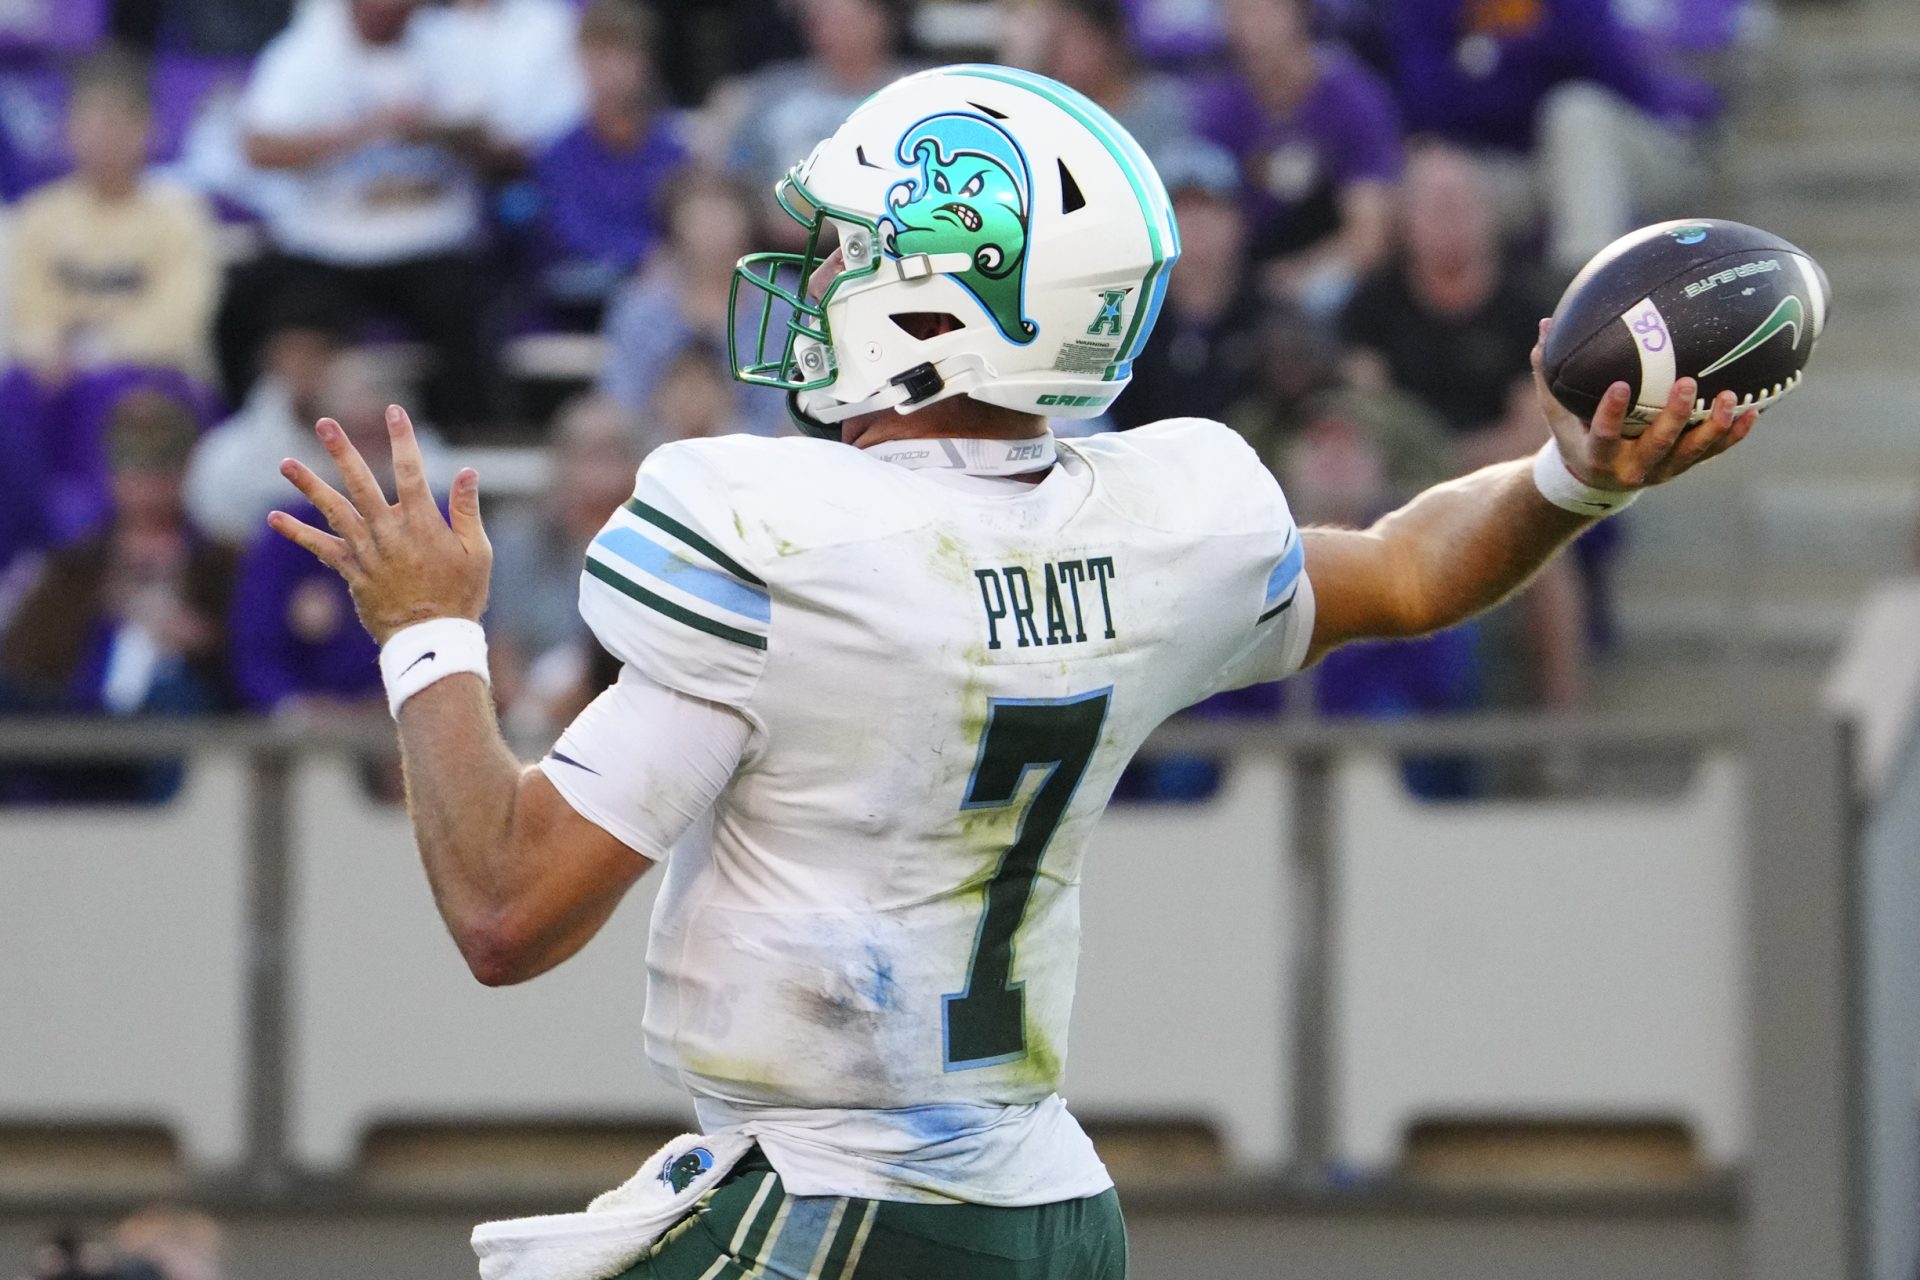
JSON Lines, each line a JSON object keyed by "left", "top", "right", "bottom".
{"left": 270, "top": 407, "right": 650, "bottom": 987}
{"left": 1300, "top": 323, "right": 1758, "bottom": 667}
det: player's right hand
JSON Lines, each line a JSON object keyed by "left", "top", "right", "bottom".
{"left": 268, "top": 404, "right": 492, "bottom": 647}
{"left": 1532, "top": 318, "right": 1758, "bottom": 494}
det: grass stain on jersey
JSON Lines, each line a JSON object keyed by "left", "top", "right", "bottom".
{"left": 927, "top": 529, "right": 976, "bottom": 587}
{"left": 1013, "top": 1014, "right": 1063, "bottom": 1089}
{"left": 756, "top": 519, "right": 806, "bottom": 558}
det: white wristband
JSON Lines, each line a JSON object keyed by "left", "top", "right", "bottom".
{"left": 379, "top": 618, "right": 490, "bottom": 719}
{"left": 1531, "top": 440, "right": 1639, "bottom": 517}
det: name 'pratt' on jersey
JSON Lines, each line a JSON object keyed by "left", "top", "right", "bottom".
{"left": 974, "top": 557, "right": 1118, "bottom": 651}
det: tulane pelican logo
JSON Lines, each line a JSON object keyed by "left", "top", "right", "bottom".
{"left": 881, "top": 112, "right": 1037, "bottom": 345}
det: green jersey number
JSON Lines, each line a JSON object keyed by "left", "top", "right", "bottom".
{"left": 943, "top": 688, "right": 1112, "bottom": 1070}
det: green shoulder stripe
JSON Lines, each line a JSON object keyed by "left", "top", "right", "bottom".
{"left": 626, "top": 498, "right": 767, "bottom": 587}
{"left": 586, "top": 559, "right": 768, "bottom": 651}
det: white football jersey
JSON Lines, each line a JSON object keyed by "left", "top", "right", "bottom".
{"left": 546, "top": 419, "right": 1314, "bottom": 1203}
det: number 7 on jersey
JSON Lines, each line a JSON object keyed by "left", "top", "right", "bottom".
{"left": 944, "top": 688, "right": 1112, "bottom": 1070}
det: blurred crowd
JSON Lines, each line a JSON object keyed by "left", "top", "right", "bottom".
{"left": 0, "top": 0, "right": 1757, "bottom": 803}
{"left": 18, "top": 1209, "right": 222, "bottom": 1280}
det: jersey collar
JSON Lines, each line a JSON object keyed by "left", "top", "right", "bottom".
{"left": 862, "top": 433, "right": 1058, "bottom": 477}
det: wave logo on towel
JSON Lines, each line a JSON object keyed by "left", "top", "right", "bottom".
{"left": 661, "top": 1146, "right": 715, "bottom": 1193}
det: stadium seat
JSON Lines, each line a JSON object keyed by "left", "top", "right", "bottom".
{"left": 0, "top": 756, "right": 252, "bottom": 1170}
{"left": 286, "top": 754, "right": 685, "bottom": 1173}
{"left": 1330, "top": 751, "right": 1750, "bottom": 1174}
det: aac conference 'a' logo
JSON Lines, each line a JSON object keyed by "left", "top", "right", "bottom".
{"left": 882, "top": 112, "right": 1037, "bottom": 346}
{"left": 1087, "top": 288, "right": 1129, "bottom": 337}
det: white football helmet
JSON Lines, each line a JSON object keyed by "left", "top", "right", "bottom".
{"left": 730, "top": 64, "right": 1181, "bottom": 437}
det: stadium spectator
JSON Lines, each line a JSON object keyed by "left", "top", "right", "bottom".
{"left": 639, "top": 0, "right": 799, "bottom": 108}
{"left": 599, "top": 171, "right": 786, "bottom": 435}
{"left": 3, "top": 53, "right": 225, "bottom": 547}
{"left": 232, "top": 0, "right": 504, "bottom": 433}
{"left": 1192, "top": 0, "right": 1402, "bottom": 316}
{"left": 422, "top": 0, "right": 587, "bottom": 160}
{"left": 228, "top": 350, "right": 422, "bottom": 716}
{"left": 1021, "top": 0, "right": 1197, "bottom": 164}
{"left": 716, "top": 0, "right": 915, "bottom": 232}
{"left": 530, "top": 0, "right": 690, "bottom": 325}
{"left": 1121, "top": 0, "right": 1228, "bottom": 65}
{"left": 1341, "top": 144, "right": 1554, "bottom": 443}
{"left": 1279, "top": 391, "right": 1482, "bottom": 797}
{"left": 24, "top": 1228, "right": 164, "bottom": 1280}
{"left": 1224, "top": 303, "right": 1343, "bottom": 454}
{"left": 1339, "top": 143, "right": 1600, "bottom": 686}
{"left": 188, "top": 295, "right": 435, "bottom": 545}
{"left": 490, "top": 394, "right": 642, "bottom": 741}
{"left": 1386, "top": 0, "right": 1719, "bottom": 275}
{"left": 113, "top": 1206, "right": 225, "bottom": 1280}
{"left": 7, "top": 50, "right": 219, "bottom": 386}
{"left": 648, "top": 344, "right": 750, "bottom": 445}
{"left": 112, "top": 0, "right": 296, "bottom": 55}
{"left": 0, "top": 391, "right": 236, "bottom": 804}
{"left": 1107, "top": 144, "right": 1264, "bottom": 430}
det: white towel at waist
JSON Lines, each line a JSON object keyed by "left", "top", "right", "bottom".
{"left": 471, "top": 1131, "right": 757, "bottom": 1280}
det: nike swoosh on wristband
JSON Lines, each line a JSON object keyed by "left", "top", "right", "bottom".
{"left": 1698, "top": 295, "right": 1804, "bottom": 378}
{"left": 401, "top": 651, "right": 437, "bottom": 677}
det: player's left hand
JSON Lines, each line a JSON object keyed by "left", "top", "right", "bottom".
{"left": 269, "top": 404, "right": 491, "bottom": 647}
{"left": 1532, "top": 318, "right": 1759, "bottom": 493}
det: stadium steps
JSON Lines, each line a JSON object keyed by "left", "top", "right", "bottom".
{"left": 1603, "top": 5, "right": 1920, "bottom": 671}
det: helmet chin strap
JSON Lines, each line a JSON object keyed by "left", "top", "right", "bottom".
{"left": 795, "top": 351, "right": 989, "bottom": 427}
{"left": 863, "top": 432, "right": 1057, "bottom": 476}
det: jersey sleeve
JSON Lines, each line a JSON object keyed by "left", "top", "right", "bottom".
{"left": 577, "top": 442, "right": 771, "bottom": 709}
{"left": 539, "top": 666, "right": 753, "bottom": 861}
{"left": 1208, "top": 464, "right": 1319, "bottom": 693}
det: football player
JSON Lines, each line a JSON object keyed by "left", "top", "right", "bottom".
{"left": 271, "top": 65, "right": 1755, "bottom": 1280}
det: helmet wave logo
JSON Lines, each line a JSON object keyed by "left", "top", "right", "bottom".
{"left": 881, "top": 112, "right": 1039, "bottom": 345}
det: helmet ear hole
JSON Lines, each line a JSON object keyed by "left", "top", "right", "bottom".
{"left": 890, "top": 312, "right": 967, "bottom": 340}
{"left": 1058, "top": 159, "right": 1086, "bottom": 215}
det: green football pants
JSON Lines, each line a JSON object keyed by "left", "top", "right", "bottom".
{"left": 613, "top": 1149, "right": 1128, "bottom": 1279}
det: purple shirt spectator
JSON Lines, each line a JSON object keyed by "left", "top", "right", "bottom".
{"left": 228, "top": 502, "right": 379, "bottom": 710}
{"left": 1, "top": 367, "right": 222, "bottom": 545}
{"left": 1190, "top": 44, "right": 1403, "bottom": 260}
{"left": 1389, "top": 0, "right": 1719, "bottom": 153}
{"left": 532, "top": 113, "right": 689, "bottom": 308}
{"left": 1123, "top": 0, "right": 1227, "bottom": 65}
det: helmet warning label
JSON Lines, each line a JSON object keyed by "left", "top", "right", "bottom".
{"left": 1052, "top": 340, "right": 1120, "bottom": 375}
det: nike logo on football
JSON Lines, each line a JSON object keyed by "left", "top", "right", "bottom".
{"left": 401, "top": 651, "right": 437, "bottom": 677}
{"left": 1698, "top": 295, "right": 1804, "bottom": 378}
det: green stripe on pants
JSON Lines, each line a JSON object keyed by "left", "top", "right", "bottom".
{"left": 616, "top": 1159, "right": 1126, "bottom": 1279}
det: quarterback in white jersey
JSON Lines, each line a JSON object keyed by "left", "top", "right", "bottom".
{"left": 271, "top": 64, "right": 1757, "bottom": 1280}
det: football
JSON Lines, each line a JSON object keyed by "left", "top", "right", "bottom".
{"left": 1540, "top": 218, "right": 1831, "bottom": 431}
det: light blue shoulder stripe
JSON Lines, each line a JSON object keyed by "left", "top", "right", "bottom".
{"left": 593, "top": 525, "right": 773, "bottom": 625}
{"left": 1266, "top": 534, "right": 1305, "bottom": 604}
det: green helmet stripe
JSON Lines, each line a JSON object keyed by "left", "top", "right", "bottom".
{"left": 943, "top": 65, "right": 1179, "bottom": 381}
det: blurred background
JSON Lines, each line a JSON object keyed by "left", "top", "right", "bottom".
{"left": 0, "top": 0, "right": 1915, "bottom": 1277}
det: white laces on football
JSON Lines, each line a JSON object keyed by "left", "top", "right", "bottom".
{"left": 864, "top": 434, "right": 1057, "bottom": 477}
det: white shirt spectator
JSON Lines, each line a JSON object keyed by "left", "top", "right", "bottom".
{"left": 240, "top": 0, "right": 481, "bottom": 265}
{"left": 420, "top": 0, "right": 587, "bottom": 151}
{"left": 184, "top": 375, "right": 449, "bottom": 543}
